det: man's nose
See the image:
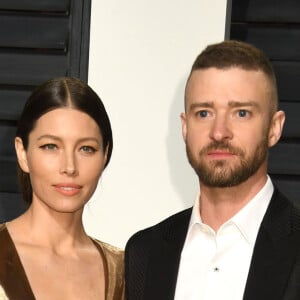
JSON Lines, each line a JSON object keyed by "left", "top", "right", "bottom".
{"left": 209, "top": 115, "right": 233, "bottom": 142}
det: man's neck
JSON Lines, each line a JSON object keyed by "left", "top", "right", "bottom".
{"left": 199, "top": 174, "right": 268, "bottom": 231}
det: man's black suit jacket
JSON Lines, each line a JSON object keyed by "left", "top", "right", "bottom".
{"left": 125, "top": 189, "right": 300, "bottom": 300}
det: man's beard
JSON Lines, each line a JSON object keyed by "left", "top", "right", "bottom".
{"left": 186, "top": 138, "right": 269, "bottom": 188}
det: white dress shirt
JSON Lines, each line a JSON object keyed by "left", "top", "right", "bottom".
{"left": 174, "top": 176, "right": 274, "bottom": 300}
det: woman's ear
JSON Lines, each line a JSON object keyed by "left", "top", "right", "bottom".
{"left": 15, "top": 137, "right": 29, "bottom": 173}
{"left": 103, "top": 144, "right": 109, "bottom": 166}
{"left": 268, "top": 110, "right": 285, "bottom": 147}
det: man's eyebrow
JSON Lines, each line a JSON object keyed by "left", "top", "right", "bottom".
{"left": 187, "top": 100, "right": 261, "bottom": 112}
{"left": 228, "top": 101, "right": 260, "bottom": 108}
{"left": 188, "top": 102, "right": 214, "bottom": 110}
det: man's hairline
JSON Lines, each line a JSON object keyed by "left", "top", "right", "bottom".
{"left": 184, "top": 66, "right": 278, "bottom": 114}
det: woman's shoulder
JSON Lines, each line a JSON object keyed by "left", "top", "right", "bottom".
{"left": 91, "top": 238, "right": 125, "bottom": 299}
{"left": 92, "top": 238, "right": 124, "bottom": 261}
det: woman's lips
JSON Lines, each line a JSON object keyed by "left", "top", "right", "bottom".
{"left": 53, "top": 183, "right": 82, "bottom": 196}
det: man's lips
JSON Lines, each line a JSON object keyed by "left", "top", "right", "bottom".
{"left": 53, "top": 183, "right": 82, "bottom": 196}
{"left": 207, "top": 150, "right": 236, "bottom": 159}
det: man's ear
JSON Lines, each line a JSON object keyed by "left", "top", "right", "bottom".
{"left": 180, "top": 112, "right": 187, "bottom": 143}
{"left": 15, "top": 137, "right": 29, "bottom": 173}
{"left": 268, "top": 110, "right": 285, "bottom": 147}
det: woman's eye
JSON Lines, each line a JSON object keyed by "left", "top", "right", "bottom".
{"left": 80, "top": 146, "right": 96, "bottom": 153}
{"left": 40, "top": 144, "right": 57, "bottom": 150}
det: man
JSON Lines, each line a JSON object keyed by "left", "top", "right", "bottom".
{"left": 125, "top": 40, "right": 300, "bottom": 300}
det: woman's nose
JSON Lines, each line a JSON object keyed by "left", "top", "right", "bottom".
{"left": 59, "top": 152, "right": 77, "bottom": 176}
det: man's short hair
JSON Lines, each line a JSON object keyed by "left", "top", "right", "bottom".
{"left": 186, "top": 40, "right": 278, "bottom": 112}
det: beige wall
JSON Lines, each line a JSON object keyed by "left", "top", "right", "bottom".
{"left": 84, "top": 0, "right": 228, "bottom": 248}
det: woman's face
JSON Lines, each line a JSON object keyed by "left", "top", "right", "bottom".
{"left": 15, "top": 108, "right": 107, "bottom": 214}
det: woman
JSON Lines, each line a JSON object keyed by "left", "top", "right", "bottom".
{"left": 0, "top": 77, "right": 124, "bottom": 299}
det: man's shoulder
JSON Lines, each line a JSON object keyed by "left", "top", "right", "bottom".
{"left": 126, "top": 207, "right": 192, "bottom": 249}
{"left": 271, "top": 187, "right": 300, "bottom": 214}
{"left": 265, "top": 187, "right": 300, "bottom": 233}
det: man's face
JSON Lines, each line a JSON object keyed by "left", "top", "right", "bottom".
{"left": 181, "top": 67, "right": 284, "bottom": 188}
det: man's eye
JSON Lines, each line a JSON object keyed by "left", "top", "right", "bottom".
{"left": 40, "top": 144, "right": 57, "bottom": 150}
{"left": 80, "top": 146, "right": 96, "bottom": 153}
{"left": 238, "top": 110, "right": 248, "bottom": 117}
{"left": 197, "top": 110, "right": 209, "bottom": 118}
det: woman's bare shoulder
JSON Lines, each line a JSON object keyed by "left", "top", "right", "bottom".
{"left": 92, "top": 238, "right": 124, "bottom": 257}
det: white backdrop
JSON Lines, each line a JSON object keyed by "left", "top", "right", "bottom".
{"left": 84, "top": 0, "right": 228, "bottom": 248}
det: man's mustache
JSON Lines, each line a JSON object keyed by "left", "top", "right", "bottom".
{"left": 199, "top": 141, "right": 244, "bottom": 156}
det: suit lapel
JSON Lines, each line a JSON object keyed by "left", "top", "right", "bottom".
{"left": 243, "top": 189, "right": 300, "bottom": 300}
{"left": 144, "top": 209, "right": 191, "bottom": 300}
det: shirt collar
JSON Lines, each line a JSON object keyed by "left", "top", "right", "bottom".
{"left": 187, "top": 176, "right": 274, "bottom": 246}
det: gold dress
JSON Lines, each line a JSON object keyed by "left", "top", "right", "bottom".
{"left": 0, "top": 224, "right": 124, "bottom": 300}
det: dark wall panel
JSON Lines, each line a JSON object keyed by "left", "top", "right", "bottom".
{"left": 0, "top": 0, "right": 70, "bottom": 12}
{"left": 0, "top": 125, "right": 19, "bottom": 193}
{"left": 230, "top": 24, "right": 300, "bottom": 61}
{"left": 280, "top": 103, "right": 300, "bottom": 137}
{"left": 0, "top": 15, "right": 68, "bottom": 50}
{"left": 273, "top": 62, "right": 300, "bottom": 102}
{"left": 269, "top": 144, "right": 300, "bottom": 175}
{"left": 0, "top": 193, "right": 27, "bottom": 222}
{"left": 231, "top": 0, "right": 300, "bottom": 23}
{"left": 0, "top": 89, "right": 31, "bottom": 120}
{"left": 0, "top": 53, "right": 68, "bottom": 85}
